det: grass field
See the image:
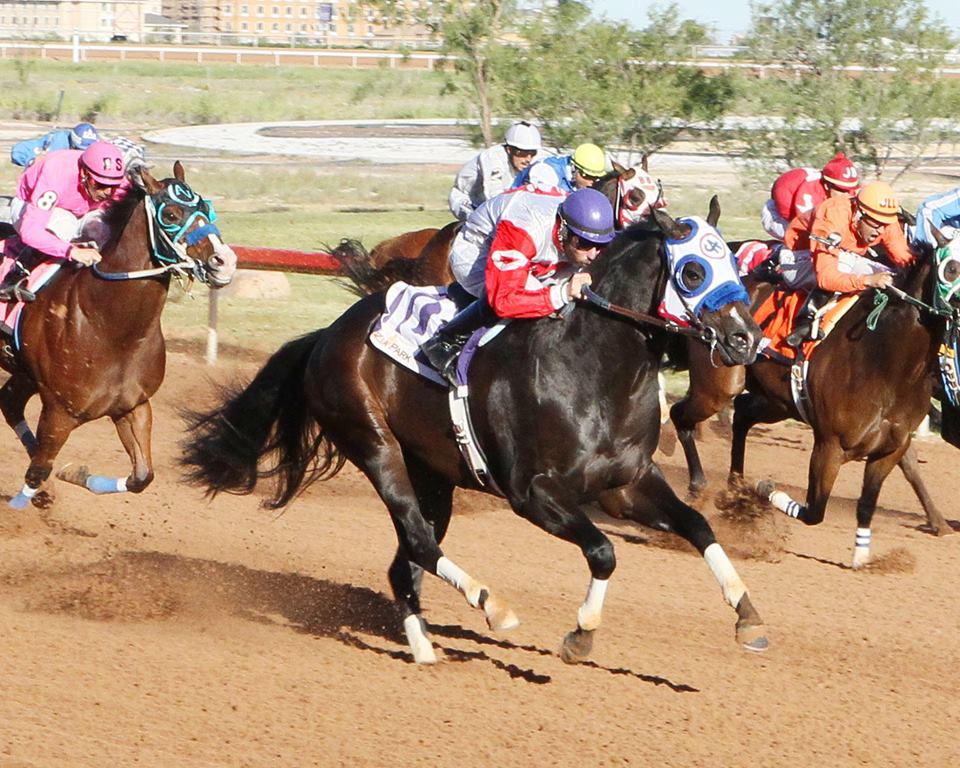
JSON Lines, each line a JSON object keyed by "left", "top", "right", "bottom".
{"left": 1, "top": 59, "right": 459, "bottom": 125}
{"left": 0, "top": 59, "right": 949, "bottom": 357}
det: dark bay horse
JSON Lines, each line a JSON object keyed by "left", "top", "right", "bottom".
{"left": 1, "top": 161, "right": 236, "bottom": 509}
{"left": 182, "top": 209, "right": 769, "bottom": 665}
{"left": 333, "top": 162, "right": 654, "bottom": 295}
{"left": 725, "top": 242, "right": 959, "bottom": 566}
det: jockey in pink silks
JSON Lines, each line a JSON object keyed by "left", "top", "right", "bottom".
{"left": 0, "top": 141, "right": 126, "bottom": 302}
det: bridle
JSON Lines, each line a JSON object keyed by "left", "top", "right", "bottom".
{"left": 93, "top": 179, "right": 221, "bottom": 284}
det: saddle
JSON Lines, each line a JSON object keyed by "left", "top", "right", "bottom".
{"left": 369, "top": 281, "right": 506, "bottom": 491}
{"left": 0, "top": 256, "right": 64, "bottom": 350}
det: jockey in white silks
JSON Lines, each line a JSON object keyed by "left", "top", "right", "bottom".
{"left": 448, "top": 121, "right": 545, "bottom": 222}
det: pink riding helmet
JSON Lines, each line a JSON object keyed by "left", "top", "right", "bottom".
{"left": 80, "top": 141, "right": 125, "bottom": 186}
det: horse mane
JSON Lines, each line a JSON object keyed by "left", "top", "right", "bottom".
{"left": 97, "top": 182, "right": 146, "bottom": 253}
{"left": 587, "top": 223, "right": 666, "bottom": 314}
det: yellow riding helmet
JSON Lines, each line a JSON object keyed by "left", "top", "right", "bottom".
{"left": 857, "top": 180, "right": 899, "bottom": 224}
{"left": 572, "top": 143, "right": 606, "bottom": 178}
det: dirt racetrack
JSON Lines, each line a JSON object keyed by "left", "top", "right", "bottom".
{"left": 1, "top": 343, "right": 958, "bottom": 767}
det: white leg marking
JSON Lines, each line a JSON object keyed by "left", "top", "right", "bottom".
{"left": 657, "top": 372, "right": 670, "bottom": 424}
{"left": 436, "top": 556, "right": 485, "bottom": 607}
{"left": 577, "top": 578, "right": 609, "bottom": 631}
{"left": 403, "top": 614, "right": 437, "bottom": 665}
{"left": 852, "top": 527, "right": 871, "bottom": 569}
{"left": 769, "top": 489, "right": 804, "bottom": 519}
{"left": 704, "top": 543, "right": 747, "bottom": 608}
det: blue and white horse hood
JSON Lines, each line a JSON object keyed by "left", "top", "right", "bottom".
{"left": 658, "top": 215, "right": 749, "bottom": 326}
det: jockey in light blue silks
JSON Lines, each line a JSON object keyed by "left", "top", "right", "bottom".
{"left": 513, "top": 143, "right": 607, "bottom": 194}
{"left": 912, "top": 187, "right": 960, "bottom": 249}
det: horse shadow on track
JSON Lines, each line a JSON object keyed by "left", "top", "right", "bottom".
{"left": 9, "top": 549, "right": 698, "bottom": 691}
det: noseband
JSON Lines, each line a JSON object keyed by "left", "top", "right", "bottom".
{"left": 94, "top": 180, "right": 221, "bottom": 284}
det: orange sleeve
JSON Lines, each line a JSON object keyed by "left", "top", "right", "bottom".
{"left": 783, "top": 209, "right": 813, "bottom": 250}
{"left": 810, "top": 198, "right": 866, "bottom": 293}
{"left": 879, "top": 223, "right": 914, "bottom": 268}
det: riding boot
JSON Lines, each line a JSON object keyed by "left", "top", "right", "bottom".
{"left": 0, "top": 263, "right": 34, "bottom": 304}
{"left": 420, "top": 298, "right": 495, "bottom": 386}
{"left": 785, "top": 289, "right": 830, "bottom": 348}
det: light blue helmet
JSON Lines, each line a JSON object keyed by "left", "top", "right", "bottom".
{"left": 69, "top": 122, "right": 100, "bottom": 150}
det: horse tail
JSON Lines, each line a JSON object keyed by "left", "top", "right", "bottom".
{"left": 331, "top": 238, "right": 430, "bottom": 296}
{"left": 180, "top": 328, "right": 345, "bottom": 508}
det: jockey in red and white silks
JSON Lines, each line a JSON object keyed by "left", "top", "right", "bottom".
{"left": 450, "top": 186, "right": 575, "bottom": 318}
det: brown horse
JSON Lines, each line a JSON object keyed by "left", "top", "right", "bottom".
{"left": 332, "top": 162, "right": 654, "bottom": 295}
{"left": 722, "top": 242, "right": 959, "bottom": 565}
{"left": 670, "top": 269, "right": 952, "bottom": 538}
{"left": 1, "top": 161, "right": 236, "bottom": 509}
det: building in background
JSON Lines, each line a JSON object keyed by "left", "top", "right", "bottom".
{"left": 0, "top": 0, "right": 434, "bottom": 46}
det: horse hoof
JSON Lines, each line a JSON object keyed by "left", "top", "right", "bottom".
{"left": 410, "top": 642, "right": 439, "bottom": 665}
{"left": 56, "top": 463, "right": 90, "bottom": 487}
{"left": 755, "top": 479, "right": 776, "bottom": 499}
{"left": 559, "top": 628, "right": 594, "bottom": 664}
{"left": 483, "top": 595, "right": 520, "bottom": 632}
{"left": 736, "top": 623, "right": 769, "bottom": 653}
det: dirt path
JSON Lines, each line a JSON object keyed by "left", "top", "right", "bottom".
{"left": 1, "top": 347, "right": 958, "bottom": 767}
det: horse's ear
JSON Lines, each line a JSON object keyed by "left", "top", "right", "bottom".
{"left": 173, "top": 161, "right": 186, "bottom": 182}
{"left": 898, "top": 206, "right": 916, "bottom": 227}
{"left": 612, "top": 159, "right": 627, "bottom": 175}
{"left": 653, "top": 208, "right": 689, "bottom": 240}
{"left": 641, "top": 155, "right": 649, "bottom": 172}
{"left": 129, "top": 162, "right": 163, "bottom": 194}
{"left": 707, "top": 195, "right": 721, "bottom": 227}
{"left": 622, "top": 167, "right": 636, "bottom": 181}
{"left": 931, "top": 223, "right": 949, "bottom": 249}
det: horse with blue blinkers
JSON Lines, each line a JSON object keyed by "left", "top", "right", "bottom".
{"left": 182, "top": 206, "right": 770, "bottom": 664}
{"left": 0, "top": 160, "right": 236, "bottom": 509}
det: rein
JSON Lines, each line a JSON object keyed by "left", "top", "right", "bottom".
{"left": 582, "top": 286, "right": 717, "bottom": 345}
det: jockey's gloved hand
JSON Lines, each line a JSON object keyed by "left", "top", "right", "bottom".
{"left": 69, "top": 246, "right": 102, "bottom": 267}
{"left": 565, "top": 272, "right": 593, "bottom": 301}
{"left": 825, "top": 232, "right": 843, "bottom": 249}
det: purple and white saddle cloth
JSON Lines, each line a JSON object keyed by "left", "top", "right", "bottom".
{"left": 369, "top": 282, "right": 458, "bottom": 386}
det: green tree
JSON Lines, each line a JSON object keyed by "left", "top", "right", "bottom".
{"left": 727, "top": 0, "right": 956, "bottom": 180}
{"left": 500, "top": 2, "right": 734, "bottom": 162}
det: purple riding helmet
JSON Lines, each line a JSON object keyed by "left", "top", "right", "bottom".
{"left": 559, "top": 188, "right": 616, "bottom": 244}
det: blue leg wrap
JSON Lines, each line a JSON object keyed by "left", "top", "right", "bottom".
{"left": 85, "top": 475, "right": 128, "bottom": 494}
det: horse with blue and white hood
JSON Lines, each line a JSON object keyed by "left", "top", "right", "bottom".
{"left": 182, "top": 204, "right": 768, "bottom": 665}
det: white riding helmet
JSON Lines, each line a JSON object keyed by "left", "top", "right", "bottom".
{"left": 504, "top": 121, "right": 541, "bottom": 152}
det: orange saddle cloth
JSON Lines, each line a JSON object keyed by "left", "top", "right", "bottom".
{"left": 754, "top": 289, "right": 859, "bottom": 363}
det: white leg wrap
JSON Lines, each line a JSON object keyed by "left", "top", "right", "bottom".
{"left": 577, "top": 578, "right": 609, "bottom": 631}
{"left": 403, "top": 614, "right": 437, "bottom": 665}
{"left": 852, "top": 528, "right": 872, "bottom": 569}
{"left": 436, "top": 556, "right": 484, "bottom": 607}
{"left": 13, "top": 420, "right": 31, "bottom": 439}
{"left": 769, "top": 489, "right": 804, "bottom": 519}
{"left": 18, "top": 483, "right": 37, "bottom": 499}
{"left": 704, "top": 543, "right": 747, "bottom": 608}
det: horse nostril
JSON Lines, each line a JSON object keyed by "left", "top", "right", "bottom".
{"left": 730, "top": 332, "right": 750, "bottom": 351}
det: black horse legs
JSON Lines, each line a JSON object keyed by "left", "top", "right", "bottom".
{"left": 361, "top": 439, "right": 518, "bottom": 663}
{"left": 386, "top": 456, "right": 455, "bottom": 660}
{"left": 514, "top": 472, "right": 617, "bottom": 663}
{"left": 613, "top": 464, "right": 768, "bottom": 652}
